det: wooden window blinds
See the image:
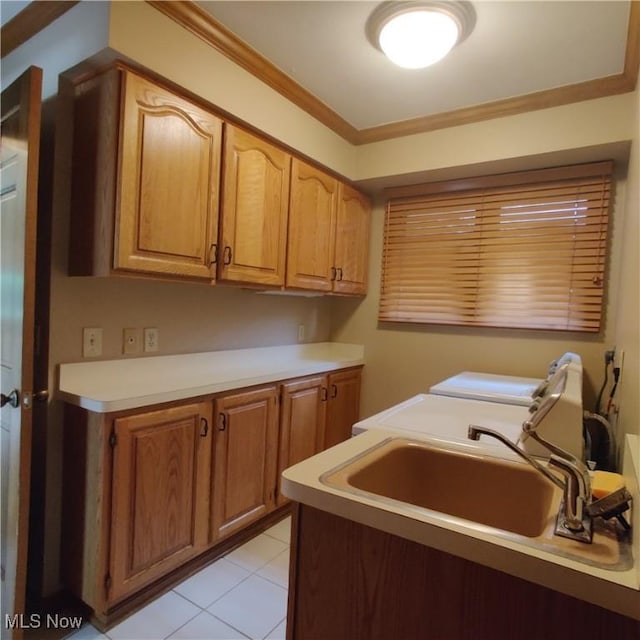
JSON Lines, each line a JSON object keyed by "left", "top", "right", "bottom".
{"left": 379, "top": 162, "right": 613, "bottom": 332}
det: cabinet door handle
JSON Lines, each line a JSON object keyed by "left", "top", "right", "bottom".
{"left": 223, "top": 246, "right": 233, "bottom": 265}
{"left": 337, "top": 267, "right": 343, "bottom": 281}
{"left": 330, "top": 267, "right": 337, "bottom": 281}
{"left": 209, "top": 243, "right": 218, "bottom": 266}
{"left": 320, "top": 386, "right": 328, "bottom": 402}
{"left": 200, "top": 417, "right": 209, "bottom": 437}
{"left": 330, "top": 384, "right": 338, "bottom": 399}
{"left": 218, "top": 413, "right": 227, "bottom": 431}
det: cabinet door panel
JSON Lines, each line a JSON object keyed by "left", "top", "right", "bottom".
{"left": 211, "top": 387, "right": 279, "bottom": 541}
{"left": 219, "top": 126, "right": 290, "bottom": 285}
{"left": 333, "top": 184, "right": 370, "bottom": 295}
{"left": 110, "top": 402, "right": 211, "bottom": 603}
{"left": 278, "top": 376, "right": 327, "bottom": 504}
{"left": 325, "top": 369, "right": 361, "bottom": 449}
{"left": 117, "top": 72, "right": 221, "bottom": 278}
{"left": 286, "top": 159, "right": 338, "bottom": 291}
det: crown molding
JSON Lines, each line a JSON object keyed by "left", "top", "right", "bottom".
{"left": 3, "top": 0, "right": 637, "bottom": 145}
{"left": 149, "top": 0, "right": 639, "bottom": 145}
{"left": 146, "top": 0, "right": 360, "bottom": 143}
{"left": 0, "top": 1, "right": 79, "bottom": 58}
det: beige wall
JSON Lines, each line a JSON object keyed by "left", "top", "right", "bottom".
{"left": 332, "top": 98, "right": 637, "bottom": 434}
{"left": 612, "top": 83, "right": 640, "bottom": 445}
{"left": 354, "top": 92, "right": 635, "bottom": 181}
{"left": 108, "top": 1, "right": 357, "bottom": 178}
{"left": 3, "top": 0, "right": 638, "bottom": 599}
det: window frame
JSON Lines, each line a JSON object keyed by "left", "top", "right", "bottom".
{"left": 379, "top": 161, "right": 613, "bottom": 333}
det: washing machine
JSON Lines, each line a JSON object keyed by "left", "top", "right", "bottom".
{"left": 353, "top": 356, "right": 584, "bottom": 460}
{"left": 428, "top": 352, "right": 582, "bottom": 406}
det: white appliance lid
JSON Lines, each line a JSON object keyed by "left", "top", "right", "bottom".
{"left": 429, "top": 371, "right": 543, "bottom": 405}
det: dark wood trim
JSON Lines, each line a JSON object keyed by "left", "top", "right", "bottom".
{"left": 146, "top": 0, "right": 359, "bottom": 142}
{"left": 0, "top": 1, "right": 79, "bottom": 58}
{"left": 624, "top": 0, "right": 640, "bottom": 83}
{"left": 147, "top": 0, "right": 640, "bottom": 145}
{"left": 356, "top": 74, "right": 636, "bottom": 144}
{"left": 5, "top": 0, "right": 637, "bottom": 144}
{"left": 357, "top": 1, "right": 640, "bottom": 144}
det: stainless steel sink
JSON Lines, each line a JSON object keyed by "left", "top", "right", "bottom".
{"left": 320, "top": 437, "right": 632, "bottom": 570}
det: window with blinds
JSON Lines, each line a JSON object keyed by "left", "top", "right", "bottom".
{"left": 379, "top": 162, "right": 613, "bottom": 332}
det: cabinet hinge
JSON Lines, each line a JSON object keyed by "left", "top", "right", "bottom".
{"left": 109, "top": 430, "right": 117, "bottom": 448}
{"left": 104, "top": 573, "right": 112, "bottom": 593}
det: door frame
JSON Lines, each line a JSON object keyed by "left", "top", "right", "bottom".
{"left": 1, "top": 66, "right": 43, "bottom": 639}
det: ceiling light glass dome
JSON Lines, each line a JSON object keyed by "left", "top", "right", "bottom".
{"left": 368, "top": 1, "right": 476, "bottom": 69}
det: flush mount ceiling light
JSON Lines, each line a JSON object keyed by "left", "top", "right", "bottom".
{"left": 367, "top": 1, "right": 476, "bottom": 69}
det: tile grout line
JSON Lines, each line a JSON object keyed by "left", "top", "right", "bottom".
{"left": 172, "top": 568, "right": 255, "bottom": 612}
{"left": 261, "top": 615, "right": 287, "bottom": 640}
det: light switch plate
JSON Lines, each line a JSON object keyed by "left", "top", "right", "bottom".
{"left": 82, "top": 327, "right": 102, "bottom": 358}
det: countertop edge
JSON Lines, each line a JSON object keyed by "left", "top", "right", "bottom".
{"left": 57, "top": 343, "right": 364, "bottom": 413}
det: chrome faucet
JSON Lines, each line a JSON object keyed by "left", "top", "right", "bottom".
{"left": 467, "top": 426, "right": 563, "bottom": 490}
{"left": 468, "top": 425, "right": 593, "bottom": 543}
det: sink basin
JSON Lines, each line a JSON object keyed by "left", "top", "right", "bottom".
{"left": 324, "top": 437, "right": 554, "bottom": 537}
{"left": 321, "top": 437, "right": 632, "bottom": 570}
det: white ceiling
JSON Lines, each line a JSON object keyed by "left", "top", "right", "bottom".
{"left": 197, "top": 1, "right": 631, "bottom": 130}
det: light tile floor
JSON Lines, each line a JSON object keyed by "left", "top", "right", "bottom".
{"left": 67, "top": 517, "right": 291, "bottom": 640}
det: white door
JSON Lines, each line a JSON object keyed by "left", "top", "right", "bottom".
{"left": 1, "top": 66, "right": 42, "bottom": 640}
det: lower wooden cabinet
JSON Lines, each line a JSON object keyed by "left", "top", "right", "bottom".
{"left": 277, "top": 375, "right": 328, "bottom": 505}
{"left": 109, "top": 402, "right": 212, "bottom": 602}
{"left": 324, "top": 368, "right": 362, "bottom": 449}
{"left": 211, "top": 386, "right": 279, "bottom": 542}
{"left": 62, "top": 366, "right": 361, "bottom": 625}
{"left": 277, "top": 368, "right": 362, "bottom": 503}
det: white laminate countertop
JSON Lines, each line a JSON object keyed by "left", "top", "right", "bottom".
{"left": 282, "top": 429, "right": 640, "bottom": 621}
{"left": 57, "top": 342, "right": 364, "bottom": 413}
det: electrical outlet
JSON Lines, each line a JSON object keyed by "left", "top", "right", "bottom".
{"left": 144, "top": 327, "right": 159, "bottom": 353}
{"left": 298, "top": 324, "right": 305, "bottom": 342}
{"left": 123, "top": 328, "right": 142, "bottom": 354}
{"left": 82, "top": 327, "right": 102, "bottom": 358}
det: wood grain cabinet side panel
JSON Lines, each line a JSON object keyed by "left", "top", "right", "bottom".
{"left": 109, "top": 402, "right": 212, "bottom": 604}
{"left": 286, "top": 159, "right": 338, "bottom": 291}
{"left": 117, "top": 72, "right": 222, "bottom": 279}
{"left": 219, "top": 126, "right": 291, "bottom": 286}
{"left": 211, "top": 386, "right": 279, "bottom": 542}
{"left": 289, "top": 506, "right": 640, "bottom": 640}
{"left": 333, "top": 183, "right": 371, "bottom": 295}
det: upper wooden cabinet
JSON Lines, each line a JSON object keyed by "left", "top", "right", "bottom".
{"left": 287, "top": 159, "right": 371, "bottom": 295}
{"left": 334, "top": 183, "right": 371, "bottom": 295}
{"left": 286, "top": 160, "right": 338, "bottom": 291}
{"left": 68, "top": 65, "right": 369, "bottom": 295}
{"left": 69, "top": 67, "right": 222, "bottom": 280}
{"left": 218, "top": 125, "right": 291, "bottom": 286}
